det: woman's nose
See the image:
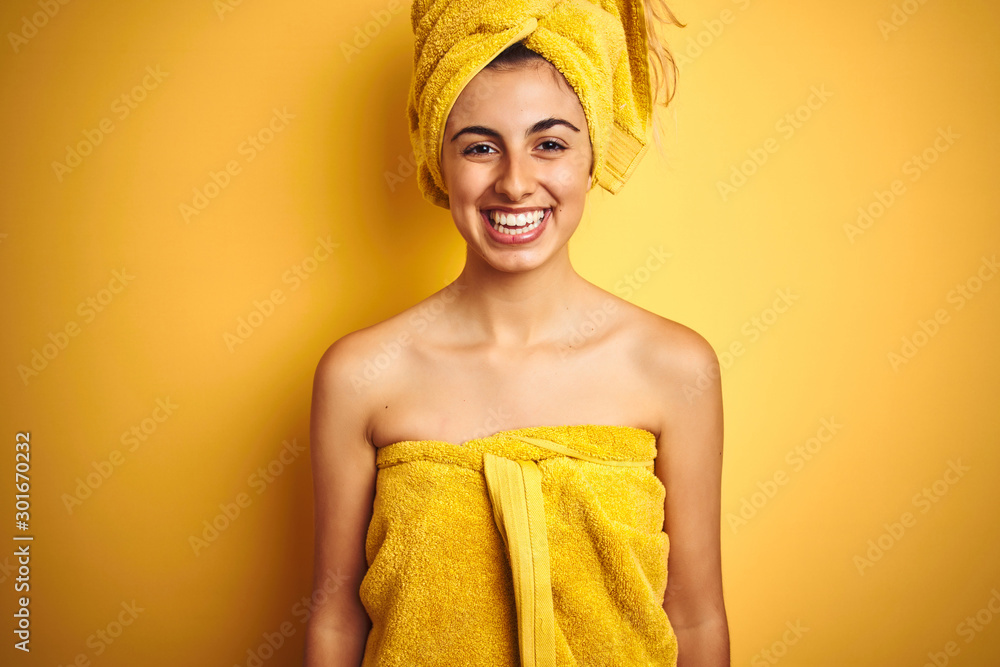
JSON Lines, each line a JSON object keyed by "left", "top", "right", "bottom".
{"left": 494, "top": 151, "right": 535, "bottom": 201}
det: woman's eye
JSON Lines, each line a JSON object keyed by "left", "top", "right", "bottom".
{"left": 463, "top": 143, "right": 496, "bottom": 155}
{"left": 462, "top": 141, "right": 566, "bottom": 155}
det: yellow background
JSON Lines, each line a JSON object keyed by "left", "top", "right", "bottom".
{"left": 2, "top": 0, "right": 998, "bottom": 665}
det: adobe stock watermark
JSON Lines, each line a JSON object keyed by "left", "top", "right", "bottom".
{"left": 56, "top": 600, "right": 144, "bottom": 666}
{"left": 726, "top": 417, "right": 844, "bottom": 534}
{"left": 683, "top": 288, "right": 799, "bottom": 402}
{"left": 340, "top": 0, "right": 405, "bottom": 63}
{"left": 214, "top": 0, "right": 249, "bottom": 21}
{"left": 7, "top": 0, "right": 74, "bottom": 54}
{"left": 223, "top": 236, "right": 338, "bottom": 353}
{"left": 878, "top": 0, "right": 933, "bottom": 40}
{"left": 349, "top": 282, "right": 466, "bottom": 393}
{"left": 887, "top": 254, "right": 997, "bottom": 372}
{"left": 853, "top": 458, "right": 970, "bottom": 575}
{"left": 749, "top": 620, "right": 809, "bottom": 667}
{"left": 385, "top": 150, "right": 418, "bottom": 192}
{"left": 717, "top": 85, "right": 833, "bottom": 202}
{"left": 16, "top": 268, "right": 135, "bottom": 386}
{"left": 235, "top": 567, "right": 349, "bottom": 667}
{"left": 727, "top": 417, "right": 842, "bottom": 534}
{"left": 613, "top": 246, "right": 672, "bottom": 299}
{"left": 844, "top": 127, "right": 959, "bottom": 243}
{"left": 383, "top": 72, "right": 506, "bottom": 193}
{"left": 61, "top": 397, "right": 179, "bottom": 514}
{"left": 52, "top": 65, "right": 169, "bottom": 182}
{"left": 456, "top": 406, "right": 514, "bottom": 445}
{"left": 179, "top": 107, "right": 295, "bottom": 223}
{"left": 189, "top": 438, "right": 306, "bottom": 556}
{"left": 556, "top": 299, "right": 619, "bottom": 360}
{"left": 921, "top": 587, "right": 1000, "bottom": 667}
{"left": 673, "top": 0, "right": 756, "bottom": 71}
{"left": 552, "top": 247, "right": 669, "bottom": 359}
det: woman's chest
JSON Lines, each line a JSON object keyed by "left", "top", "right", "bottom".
{"left": 370, "top": 350, "right": 661, "bottom": 447}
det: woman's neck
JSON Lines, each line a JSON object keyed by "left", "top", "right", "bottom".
{"left": 451, "top": 245, "right": 591, "bottom": 348}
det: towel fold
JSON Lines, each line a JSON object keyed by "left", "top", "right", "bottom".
{"left": 359, "top": 424, "right": 678, "bottom": 665}
{"left": 407, "top": 0, "right": 655, "bottom": 209}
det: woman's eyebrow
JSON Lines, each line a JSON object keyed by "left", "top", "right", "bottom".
{"left": 449, "top": 117, "right": 581, "bottom": 143}
{"left": 529, "top": 117, "right": 581, "bottom": 135}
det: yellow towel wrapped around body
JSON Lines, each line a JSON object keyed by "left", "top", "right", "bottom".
{"left": 359, "top": 424, "right": 678, "bottom": 665}
{"left": 408, "top": 0, "right": 656, "bottom": 209}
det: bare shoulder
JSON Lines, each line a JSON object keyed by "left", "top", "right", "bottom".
{"left": 602, "top": 296, "right": 724, "bottom": 474}
{"left": 313, "top": 283, "right": 464, "bottom": 435}
{"left": 314, "top": 324, "right": 386, "bottom": 399}
{"left": 312, "top": 314, "right": 410, "bottom": 430}
{"left": 607, "top": 296, "right": 720, "bottom": 406}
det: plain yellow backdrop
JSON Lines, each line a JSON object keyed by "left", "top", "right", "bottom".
{"left": 1, "top": 0, "right": 998, "bottom": 665}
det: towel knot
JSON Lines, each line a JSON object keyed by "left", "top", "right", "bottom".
{"left": 482, "top": 435, "right": 655, "bottom": 666}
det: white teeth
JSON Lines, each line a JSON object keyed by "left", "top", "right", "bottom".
{"left": 487, "top": 209, "right": 547, "bottom": 235}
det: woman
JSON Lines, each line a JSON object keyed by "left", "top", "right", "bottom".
{"left": 306, "top": 1, "right": 728, "bottom": 664}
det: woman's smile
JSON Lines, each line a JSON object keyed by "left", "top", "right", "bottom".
{"left": 480, "top": 207, "right": 552, "bottom": 244}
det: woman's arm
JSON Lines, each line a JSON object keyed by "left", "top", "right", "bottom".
{"left": 653, "top": 330, "right": 730, "bottom": 666}
{"left": 304, "top": 335, "right": 377, "bottom": 667}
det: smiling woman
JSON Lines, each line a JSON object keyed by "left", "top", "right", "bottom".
{"left": 442, "top": 52, "right": 592, "bottom": 256}
{"left": 305, "top": 1, "right": 729, "bottom": 666}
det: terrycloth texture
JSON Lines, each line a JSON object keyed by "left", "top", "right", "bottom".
{"left": 408, "top": 0, "right": 654, "bottom": 209}
{"left": 359, "top": 424, "right": 678, "bottom": 666}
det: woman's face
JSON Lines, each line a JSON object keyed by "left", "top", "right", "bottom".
{"left": 441, "top": 60, "right": 593, "bottom": 272}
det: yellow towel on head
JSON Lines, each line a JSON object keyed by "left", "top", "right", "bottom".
{"left": 407, "top": 0, "right": 655, "bottom": 209}
{"left": 359, "top": 425, "right": 678, "bottom": 666}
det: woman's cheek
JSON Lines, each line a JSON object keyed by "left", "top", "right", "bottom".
{"left": 552, "top": 154, "right": 590, "bottom": 189}
{"left": 550, "top": 164, "right": 578, "bottom": 189}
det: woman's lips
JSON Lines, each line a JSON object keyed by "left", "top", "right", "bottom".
{"left": 479, "top": 208, "right": 551, "bottom": 245}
